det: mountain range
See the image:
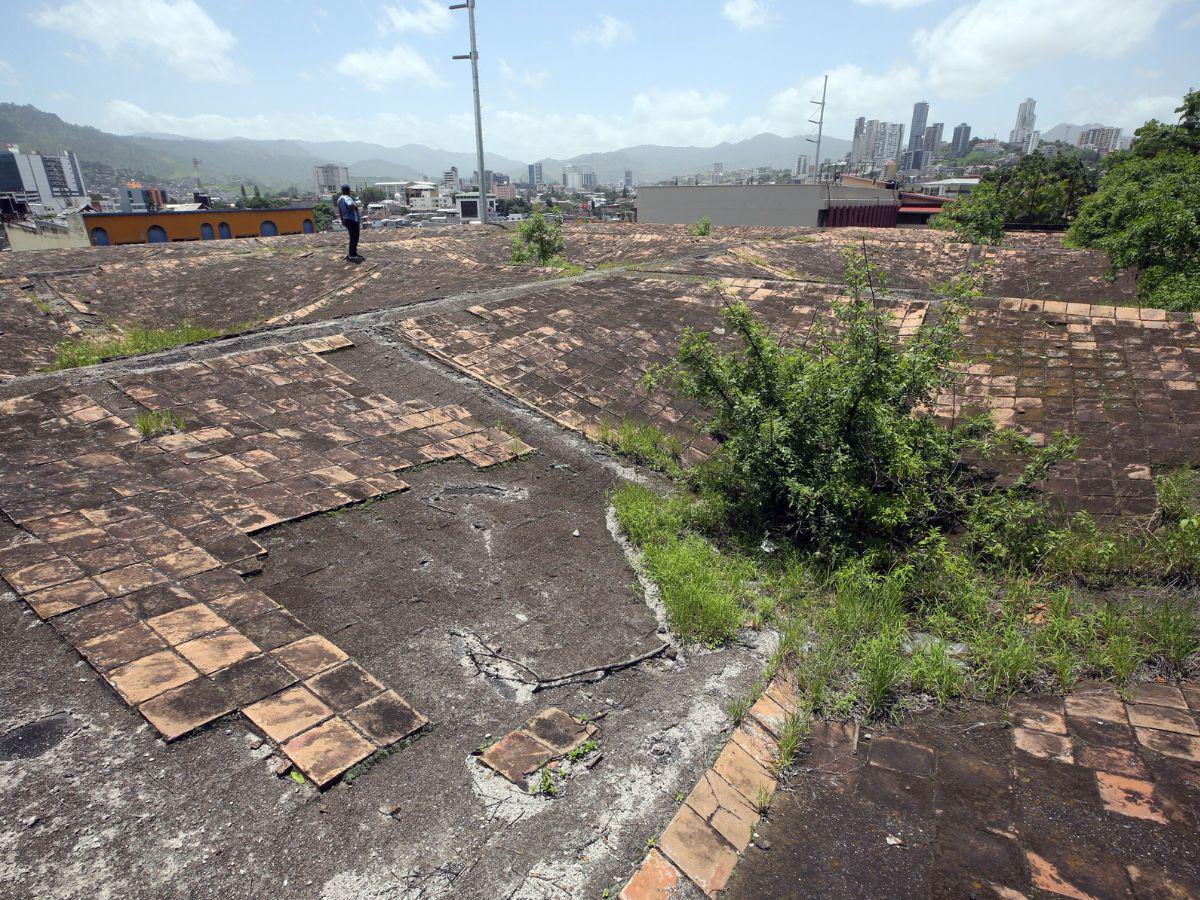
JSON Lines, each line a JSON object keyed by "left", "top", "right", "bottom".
{"left": 0, "top": 103, "right": 851, "bottom": 190}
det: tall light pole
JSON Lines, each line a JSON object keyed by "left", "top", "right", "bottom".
{"left": 807, "top": 74, "right": 828, "bottom": 184}
{"left": 451, "top": 0, "right": 487, "bottom": 224}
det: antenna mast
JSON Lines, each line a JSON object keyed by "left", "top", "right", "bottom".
{"left": 451, "top": 0, "right": 487, "bottom": 224}
{"left": 807, "top": 75, "right": 828, "bottom": 184}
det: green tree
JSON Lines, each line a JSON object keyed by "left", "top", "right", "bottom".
{"left": 510, "top": 210, "right": 565, "bottom": 264}
{"left": 1066, "top": 90, "right": 1200, "bottom": 310}
{"left": 930, "top": 182, "right": 1006, "bottom": 244}
{"left": 313, "top": 201, "right": 335, "bottom": 231}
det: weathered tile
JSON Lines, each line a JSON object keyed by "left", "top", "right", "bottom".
{"left": 244, "top": 685, "right": 333, "bottom": 743}
{"left": 345, "top": 690, "right": 427, "bottom": 747}
{"left": 238, "top": 608, "right": 310, "bottom": 651}
{"left": 1135, "top": 728, "right": 1200, "bottom": 762}
{"left": 94, "top": 563, "right": 167, "bottom": 597}
{"left": 282, "top": 716, "right": 374, "bottom": 787}
{"left": 147, "top": 603, "right": 229, "bottom": 645}
{"left": 304, "top": 660, "right": 384, "bottom": 711}
{"left": 80, "top": 622, "right": 167, "bottom": 670}
{"left": 712, "top": 739, "right": 776, "bottom": 807}
{"left": 270, "top": 634, "right": 348, "bottom": 679}
{"left": 1065, "top": 693, "right": 1128, "bottom": 724}
{"left": 175, "top": 628, "right": 260, "bottom": 675}
{"left": 106, "top": 650, "right": 198, "bottom": 705}
{"left": 26, "top": 577, "right": 107, "bottom": 618}
{"left": 1095, "top": 771, "right": 1169, "bottom": 824}
{"left": 1127, "top": 683, "right": 1188, "bottom": 710}
{"left": 479, "top": 730, "right": 555, "bottom": 785}
{"left": 138, "top": 678, "right": 233, "bottom": 741}
{"left": 868, "top": 736, "right": 935, "bottom": 777}
{"left": 1013, "top": 727, "right": 1073, "bottom": 763}
{"left": 1076, "top": 745, "right": 1149, "bottom": 778}
{"left": 1127, "top": 703, "right": 1199, "bottom": 736}
{"left": 210, "top": 652, "right": 297, "bottom": 707}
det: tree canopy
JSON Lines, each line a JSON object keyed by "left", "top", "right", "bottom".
{"left": 1066, "top": 90, "right": 1200, "bottom": 310}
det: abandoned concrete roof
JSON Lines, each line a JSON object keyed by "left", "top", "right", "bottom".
{"left": 1, "top": 223, "right": 1197, "bottom": 899}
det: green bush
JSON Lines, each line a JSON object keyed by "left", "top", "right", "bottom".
{"left": 689, "top": 216, "right": 712, "bottom": 237}
{"left": 650, "top": 248, "right": 1072, "bottom": 556}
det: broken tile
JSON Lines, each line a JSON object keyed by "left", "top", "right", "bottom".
{"left": 1076, "top": 745, "right": 1149, "bottom": 778}
{"left": 522, "top": 707, "right": 592, "bottom": 755}
{"left": 657, "top": 803, "right": 738, "bottom": 896}
{"left": 1135, "top": 728, "right": 1200, "bottom": 762}
{"left": 619, "top": 849, "right": 683, "bottom": 900}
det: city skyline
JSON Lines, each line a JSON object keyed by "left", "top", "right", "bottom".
{"left": 0, "top": 0, "right": 1195, "bottom": 161}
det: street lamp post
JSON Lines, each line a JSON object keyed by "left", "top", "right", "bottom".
{"left": 451, "top": 0, "right": 487, "bottom": 224}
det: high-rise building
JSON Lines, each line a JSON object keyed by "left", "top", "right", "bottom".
{"left": 793, "top": 154, "right": 810, "bottom": 180}
{"left": 711, "top": 162, "right": 723, "bottom": 185}
{"left": 312, "top": 164, "right": 349, "bottom": 197}
{"left": 442, "top": 167, "right": 460, "bottom": 193}
{"left": 1023, "top": 130, "right": 1041, "bottom": 156}
{"left": 528, "top": 162, "right": 543, "bottom": 188}
{"left": 623, "top": 169, "right": 634, "bottom": 189}
{"left": 950, "top": 123, "right": 972, "bottom": 157}
{"left": 1077, "top": 125, "right": 1123, "bottom": 154}
{"left": 1009, "top": 98, "right": 1037, "bottom": 147}
{"left": 0, "top": 148, "right": 89, "bottom": 215}
{"left": 923, "top": 123, "right": 945, "bottom": 163}
{"left": 561, "top": 164, "right": 596, "bottom": 190}
{"left": 907, "top": 101, "right": 930, "bottom": 153}
{"left": 851, "top": 120, "right": 905, "bottom": 171}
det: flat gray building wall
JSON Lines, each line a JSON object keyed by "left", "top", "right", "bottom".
{"left": 635, "top": 184, "right": 899, "bottom": 227}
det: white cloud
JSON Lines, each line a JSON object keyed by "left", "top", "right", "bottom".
{"left": 1063, "top": 89, "right": 1183, "bottom": 132}
{"left": 0, "top": 59, "right": 16, "bottom": 86}
{"left": 572, "top": 15, "right": 634, "bottom": 48}
{"left": 382, "top": 0, "right": 453, "bottom": 34}
{"left": 853, "top": 0, "right": 933, "bottom": 8}
{"left": 914, "top": 0, "right": 1179, "bottom": 97}
{"left": 30, "top": 0, "right": 242, "bottom": 83}
{"left": 498, "top": 58, "right": 548, "bottom": 90}
{"left": 769, "top": 64, "right": 922, "bottom": 136}
{"left": 1182, "top": 9, "right": 1200, "bottom": 27}
{"left": 334, "top": 45, "right": 445, "bottom": 92}
{"left": 722, "top": 0, "right": 772, "bottom": 29}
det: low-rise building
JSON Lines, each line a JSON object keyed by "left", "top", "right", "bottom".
{"left": 635, "top": 184, "right": 902, "bottom": 228}
{"left": 81, "top": 207, "right": 317, "bottom": 246}
{"left": 917, "top": 177, "right": 980, "bottom": 199}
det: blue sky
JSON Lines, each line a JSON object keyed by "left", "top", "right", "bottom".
{"left": 2, "top": 0, "right": 1197, "bottom": 161}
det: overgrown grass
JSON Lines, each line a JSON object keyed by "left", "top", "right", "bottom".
{"left": 689, "top": 216, "right": 712, "bottom": 237}
{"left": 136, "top": 409, "right": 187, "bottom": 439}
{"left": 47, "top": 324, "right": 230, "bottom": 370}
{"left": 596, "top": 418, "right": 684, "bottom": 474}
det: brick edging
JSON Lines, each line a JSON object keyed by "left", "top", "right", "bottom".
{"left": 620, "top": 675, "right": 798, "bottom": 898}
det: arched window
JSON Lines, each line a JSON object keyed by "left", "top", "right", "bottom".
{"left": 90, "top": 227, "right": 110, "bottom": 246}
{"left": 218, "top": 222, "right": 232, "bottom": 239}
{"left": 200, "top": 223, "right": 215, "bottom": 240}
{"left": 259, "top": 220, "right": 278, "bottom": 237}
{"left": 147, "top": 224, "right": 168, "bottom": 243}
{"left": 302, "top": 218, "right": 314, "bottom": 234}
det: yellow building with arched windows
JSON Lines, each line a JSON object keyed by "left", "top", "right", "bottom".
{"left": 81, "top": 208, "right": 317, "bottom": 246}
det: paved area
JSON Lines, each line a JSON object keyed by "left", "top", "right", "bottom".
{"left": 724, "top": 684, "right": 1200, "bottom": 899}
{"left": 1, "top": 224, "right": 1197, "bottom": 898}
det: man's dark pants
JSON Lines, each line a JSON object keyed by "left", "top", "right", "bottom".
{"left": 344, "top": 221, "right": 360, "bottom": 258}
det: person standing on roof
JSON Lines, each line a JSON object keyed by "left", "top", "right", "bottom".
{"left": 337, "top": 184, "right": 363, "bottom": 262}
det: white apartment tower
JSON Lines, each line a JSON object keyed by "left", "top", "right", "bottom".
{"left": 313, "top": 164, "right": 349, "bottom": 197}
{"left": 1009, "top": 98, "right": 1038, "bottom": 147}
